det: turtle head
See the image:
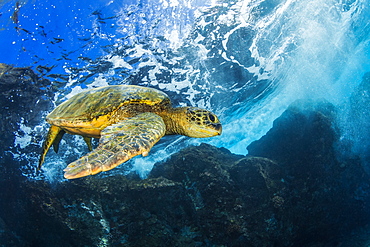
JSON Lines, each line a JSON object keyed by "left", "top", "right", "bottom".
{"left": 181, "top": 107, "right": 222, "bottom": 138}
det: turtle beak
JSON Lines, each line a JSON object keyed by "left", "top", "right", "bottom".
{"left": 188, "top": 122, "right": 222, "bottom": 138}
{"left": 212, "top": 123, "right": 222, "bottom": 135}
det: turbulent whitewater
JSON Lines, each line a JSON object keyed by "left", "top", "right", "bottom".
{"left": 1, "top": 0, "right": 369, "bottom": 180}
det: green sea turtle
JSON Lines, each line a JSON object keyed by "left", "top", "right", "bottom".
{"left": 39, "top": 85, "right": 222, "bottom": 179}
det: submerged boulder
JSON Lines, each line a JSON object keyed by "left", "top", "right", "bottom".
{"left": 248, "top": 99, "right": 370, "bottom": 245}
{"left": 248, "top": 99, "right": 338, "bottom": 166}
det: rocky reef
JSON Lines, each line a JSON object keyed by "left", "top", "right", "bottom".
{"left": 1, "top": 94, "right": 370, "bottom": 246}
{"left": 0, "top": 64, "right": 55, "bottom": 178}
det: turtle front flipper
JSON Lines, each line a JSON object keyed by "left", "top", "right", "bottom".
{"left": 63, "top": 112, "right": 166, "bottom": 179}
{"left": 39, "top": 125, "right": 63, "bottom": 170}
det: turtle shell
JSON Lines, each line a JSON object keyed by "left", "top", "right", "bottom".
{"left": 47, "top": 85, "right": 171, "bottom": 136}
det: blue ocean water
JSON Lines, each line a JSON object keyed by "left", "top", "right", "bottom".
{"left": 1, "top": 0, "right": 369, "bottom": 180}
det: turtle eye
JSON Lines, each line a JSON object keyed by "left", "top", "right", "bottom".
{"left": 209, "top": 114, "right": 216, "bottom": 122}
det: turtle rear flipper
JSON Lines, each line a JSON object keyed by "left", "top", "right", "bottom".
{"left": 38, "top": 125, "right": 63, "bottom": 170}
{"left": 83, "top": 136, "right": 93, "bottom": 151}
{"left": 63, "top": 113, "right": 166, "bottom": 179}
{"left": 52, "top": 129, "right": 66, "bottom": 153}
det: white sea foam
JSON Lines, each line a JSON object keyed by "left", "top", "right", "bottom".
{"left": 15, "top": 118, "right": 32, "bottom": 149}
{"left": 106, "top": 55, "right": 133, "bottom": 70}
{"left": 17, "top": 0, "right": 370, "bottom": 180}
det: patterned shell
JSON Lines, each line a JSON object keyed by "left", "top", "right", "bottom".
{"left": 47, "top": 85, "right": 171, "bottom": 127}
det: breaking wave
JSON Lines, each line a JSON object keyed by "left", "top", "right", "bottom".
{"left": 1, "top": 0, "right": 369, "bottom": 181}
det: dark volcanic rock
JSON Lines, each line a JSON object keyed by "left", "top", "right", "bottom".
{"left": 248, "top": 99, "right": 370, "bottom": 245}
{"left": 1, "top": 145, "right": 288, "bottom": 247}
{"left": 150, "top": 144, "right": 288, "bottom": 246}
{"left": 0, "top": 64, "right": 55, "bottom": 177}
{"left": 1, "top": 96, "right": 370, "bottom": 246}
{"left": 247, "top": 99, "right": 338, "bottom": 166}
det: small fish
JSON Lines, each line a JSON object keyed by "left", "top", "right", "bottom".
{"left": 15, "top": 26, "right": 31, "bottom": 34}
{"left": 11, "top": 1, "right": 21, "bottom": 25}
